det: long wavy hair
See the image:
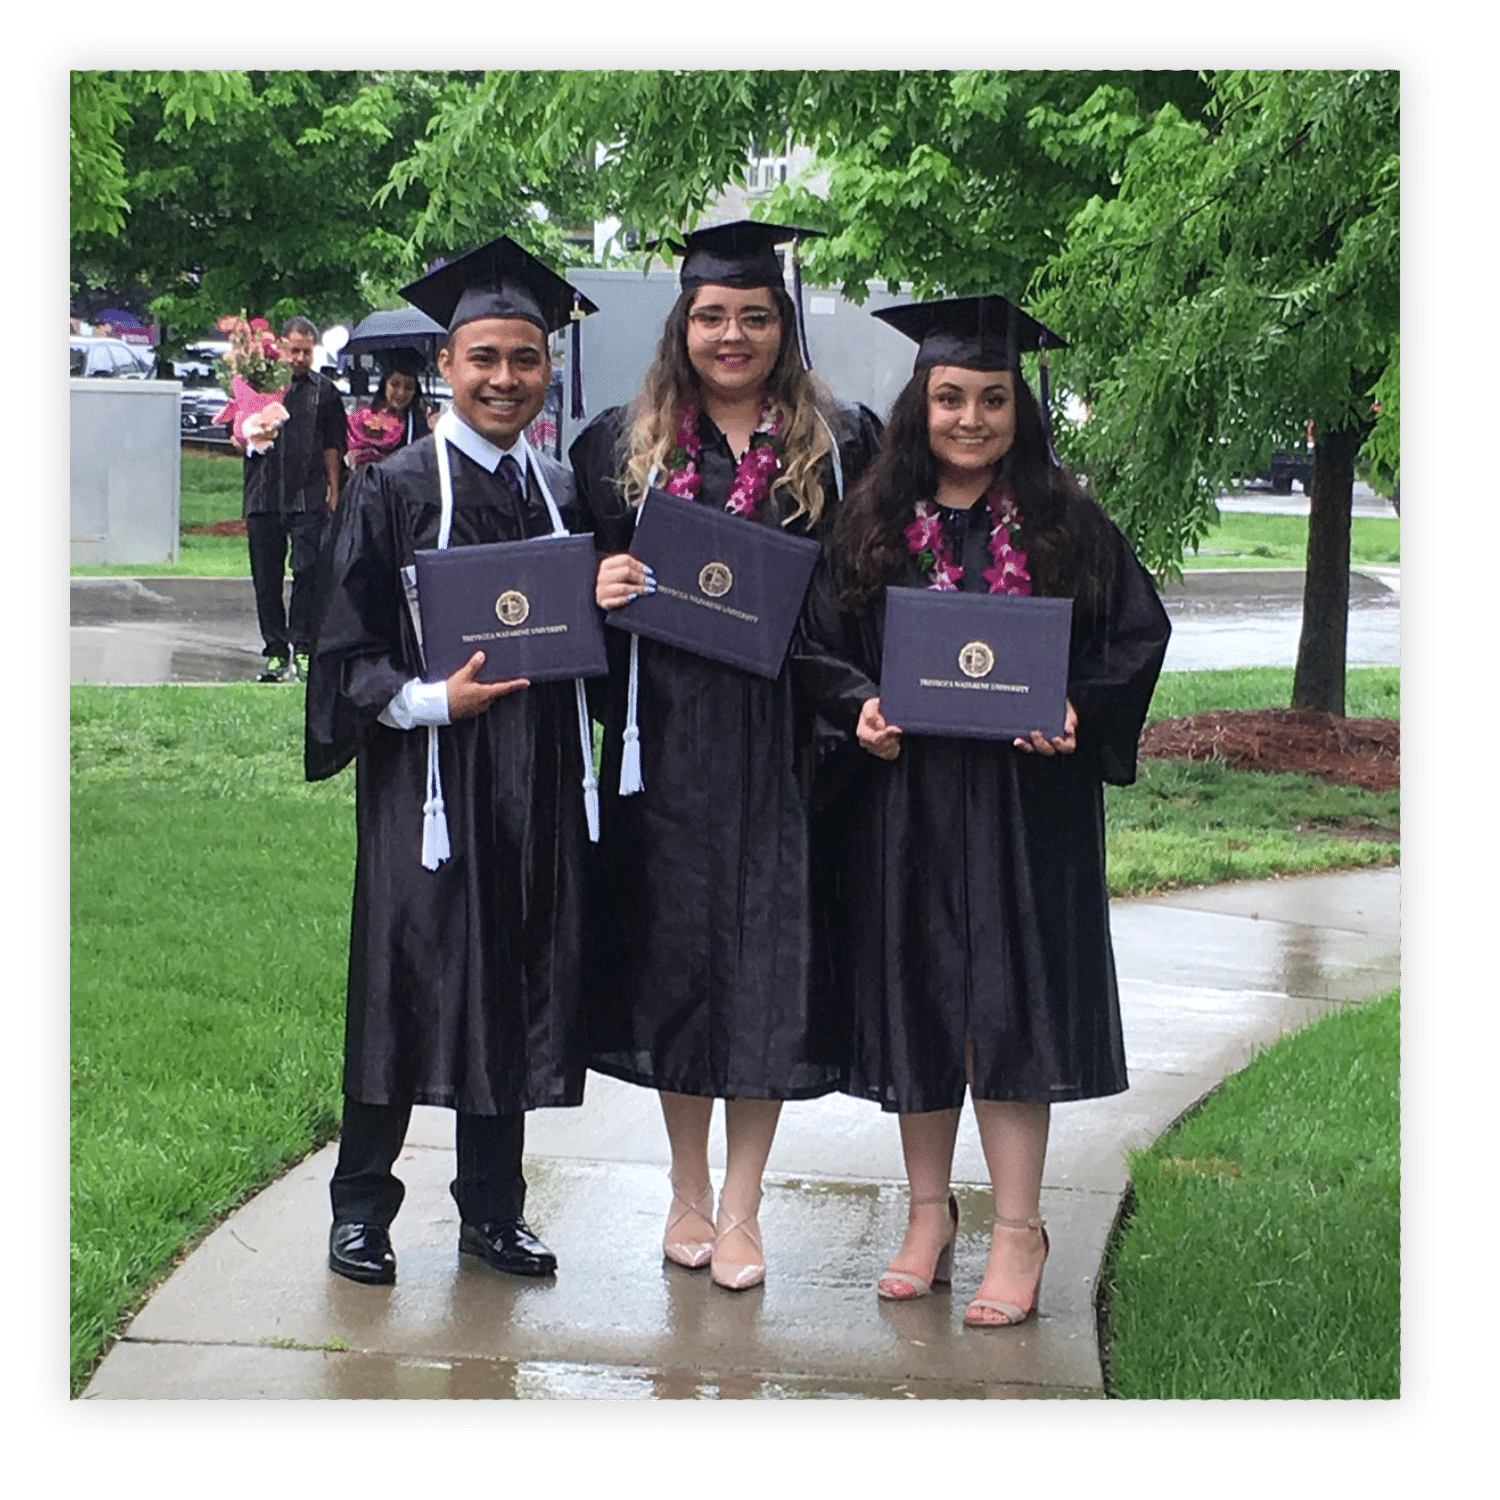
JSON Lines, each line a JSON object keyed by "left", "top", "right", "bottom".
{"left": 617, "top": 285, "right": 838, "bottom": 528}
{"left": 832, "top": 365, "right": 1115, "bottom": 617}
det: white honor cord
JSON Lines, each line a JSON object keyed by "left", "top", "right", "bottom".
{"left": 817, "top": 411, "right": 844, "bottom": 503}
{"left": 420, "top": 424, "right": 599, "bottom": 865}
{"left": 618, "top": 469, "right": 661, "bottom": 798}
{"left": 419, "top": 426, "right": 458, "bottom": 870}
{"left": 527, "top": 448, "right": 601, "bottom": 844}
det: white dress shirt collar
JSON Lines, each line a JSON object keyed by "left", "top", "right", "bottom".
{"left": 436, "top": 407, "right": 531, "bottom": 479}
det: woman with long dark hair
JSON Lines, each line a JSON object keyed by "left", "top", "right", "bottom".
{"left": 794, "top": 295, "right": 1170, "bottom": 1328}
{"left": 347, "top": 350, "right": 437, "bottom": 467}
{"left": 570, "top": 221, "right": 882, "bottom": 1291}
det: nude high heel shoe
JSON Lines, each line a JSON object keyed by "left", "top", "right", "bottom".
{"left": 662, "top": 1179, "right": 715, "bottom": 1269}
{"left": 963, "top": 1214, "right": 1049, "bottom": 1328}
{"left": 877, "top": 1193, "right": 959, "bottom": 1301}
{"left": 711, "top": 1197, "right": 765, "bottom": 1290}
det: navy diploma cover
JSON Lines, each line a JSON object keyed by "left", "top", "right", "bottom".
{"left": 607, "top": 487, "right": 821, "bottom": 678}
{"left": 414, "top": 534, "right": 608, "bottom": 684}
{"left": 879, "top": 587, "right": 1074, "bottom": 740}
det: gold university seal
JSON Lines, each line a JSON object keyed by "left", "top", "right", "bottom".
{"left": 958, "top": 640, "right": 995, "bottom": 679}
{"left": 698, "top": 561, "right": 734, "bottom": 599}
{"left": 495, "top": 590, "right": 530, "bottom": 627}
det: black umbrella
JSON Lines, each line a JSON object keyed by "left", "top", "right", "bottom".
{"left": 343, "top": 307, "right": 447, "bottom": 359}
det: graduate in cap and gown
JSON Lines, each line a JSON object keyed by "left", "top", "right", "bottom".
{"left": 792, "top": 294, "right": 1171, "bottom": 1327}
{"left": 570, "top": 220, "right": 883, "bottom": 1290}
{"left": 305, "top": 236, "right": 600, "bottom": 1285}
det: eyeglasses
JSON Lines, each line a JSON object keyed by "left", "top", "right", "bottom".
{"left": 687, "top": 308, "right": 781, "bottom": 339}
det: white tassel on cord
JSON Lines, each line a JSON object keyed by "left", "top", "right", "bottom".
{"left": 420, "top": 725, "right": 450, "bottom": 870}
{"left": 617, "top": 476, "right": 661, "bottom": 799}
{"left": 620, "top": 633, "right": 644, "bottom": 795}
{"left": 575, "top": 680, "right": 600, "bottom": 841}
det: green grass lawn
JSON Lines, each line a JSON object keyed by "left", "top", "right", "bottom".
{"left": 71, "top": 686, "right": 353, "bottom": 1392}
{"left": 1182, "top": 510, "right": 1400, "bottom": 570}
{"left": 1101, "top": 989, "right": 1399, "bottom": 1399}
{"left": 68, "top": 666, "right": 1399, "bottom": 1394}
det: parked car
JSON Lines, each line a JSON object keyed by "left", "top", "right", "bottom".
{"left": 1266, "top": 447, "right": 1314, "bottom": 495}
{"left": 70, "top": 336, "right": 155, "bottom": 379}
{"left": 169, "top": 341, "right": 234, "bottom": 442}
{"left": 179, "top": 387, "right": 232, "bottom": 440}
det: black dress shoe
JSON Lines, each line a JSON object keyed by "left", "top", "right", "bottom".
{"left": 329, "top": 1222, "right": 396, "bottom": 1284}
{"left": 459, "top": 1219, "right": 558, "bottom": 1278}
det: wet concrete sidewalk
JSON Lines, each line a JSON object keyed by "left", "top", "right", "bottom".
{"left": 83, "top": 867, "right": 1400, "bottom": 1401}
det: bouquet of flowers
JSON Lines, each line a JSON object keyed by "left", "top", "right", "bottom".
{"left": 346, "top": 406, "right": 406, "bottom": 467}
{"left": 212, "top": 313, "right": 293, "bottom": 455}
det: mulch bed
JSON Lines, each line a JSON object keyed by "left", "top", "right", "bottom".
{"left": 184, "top": 519, "right": 247, "bottom": 537}
{"left": 1139, "top": 708, "right": 1400, "bottom": 793}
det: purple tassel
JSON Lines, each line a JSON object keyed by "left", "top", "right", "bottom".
{"left": 570, "top": 294, "right": 585, "bottom": 420}
{"left": 791, "top": 240, "right": 813, "bottom": 371}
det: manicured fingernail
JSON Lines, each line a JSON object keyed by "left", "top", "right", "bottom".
{"left": 627, "top": 590, "right": 640, "bottom": 602}
{"left": 643, "top": 566, "right": 657, "bottom": 581}
{"left": 644, "top": 582, "right": 657, "bottom": 594}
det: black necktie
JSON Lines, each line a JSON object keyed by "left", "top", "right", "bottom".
{"left": 498, "top": 454, "right": 524, "bottom": 500}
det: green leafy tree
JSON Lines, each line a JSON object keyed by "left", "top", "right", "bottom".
{"left": 1040, "top": 69, "right": 1399, "bottom": 714}
{"left": 70, "top": 70, "right": 460, "bottom": 347}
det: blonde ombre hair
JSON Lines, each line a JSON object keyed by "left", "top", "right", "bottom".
{"left": 618, "top": 285, "right": 838, "bottom": 528}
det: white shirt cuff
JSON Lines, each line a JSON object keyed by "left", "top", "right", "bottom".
{"left": 378, "top": 677, "right": 451, "bottom": 729}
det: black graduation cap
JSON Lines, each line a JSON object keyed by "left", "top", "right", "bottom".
{"left": 656, "top": 219, "right": 825, "bottom": 370}
{"left": 872, "top": 294, "right": 1067, "bottom": 373}
{"left": 401, "top": 234, "right": 596, "bottom": 335}
{"left": 661, "top": 219, "right": 822, "bottom": 290}
{"left": 400, "top": 235, "right": 599, "bottom": 418}
{"left": 875, "top": 295, "right": 1069, "bottom": 458}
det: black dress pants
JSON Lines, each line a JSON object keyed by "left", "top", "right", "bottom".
{"left": 330, "top": 1097, "right": 528, "bottom": 1228}
{"left": 246, "top": 509, "right": 327, "bottom": 656}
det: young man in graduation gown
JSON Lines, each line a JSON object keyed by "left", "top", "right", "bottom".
{"left": 234, "top": 315, "right": 347, "bottom": 683}
{"left": 304, "top": 238, "right": 599, "bottom": 1285}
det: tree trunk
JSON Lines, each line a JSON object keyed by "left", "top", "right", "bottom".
{"left": 1291, "top": 425, "right": 1359, "bottom": 715}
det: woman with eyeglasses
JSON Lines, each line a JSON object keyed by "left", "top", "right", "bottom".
{"left": 570, "top": 221, "right": 882, "bottom": 1291}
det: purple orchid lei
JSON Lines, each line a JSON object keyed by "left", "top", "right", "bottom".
{"left": 663, "top": 398, "right": 782, "bottom": 517}
{"left": 904, "top": 483, "right": 1031, "bottom": 595}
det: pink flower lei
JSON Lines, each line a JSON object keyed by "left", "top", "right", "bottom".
{"left": 662, "top": 398, "right": 782, "bottom": 517}
{"left": 904, "top": 483, "right": 1031, "bottom": 595}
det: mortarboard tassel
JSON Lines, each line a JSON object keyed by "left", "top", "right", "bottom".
{"left": 570, "top": 293, "right": 586, "bottom": 420}
{"left": 791, "top": 238, "right": 814, "bottom": 371}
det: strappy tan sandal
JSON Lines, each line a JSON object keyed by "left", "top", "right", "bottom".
{"left": 963, "top": 1214, "right": 1049, "bottom": 1328}
{"left": 711, "top": 1198, "right": 765, "bottom": 1290}
{"left": 662, "top": 1179, "right": 715, "bottom": 1269}
{"left": 877, "top": 1193, "right": 959, "bottom": 1300}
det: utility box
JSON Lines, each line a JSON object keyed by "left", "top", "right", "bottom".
{"left": 70, "top": 379, "right": 183, "bottom": 565}
{"left": 558, "top": 267, "right": 916, "bottom": 456}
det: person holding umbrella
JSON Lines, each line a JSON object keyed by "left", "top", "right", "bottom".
{"left": 347, "top": 348, "right": 439, "bottom": 466}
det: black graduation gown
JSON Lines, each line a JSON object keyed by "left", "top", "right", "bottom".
{"left": 569, "top": 402, "right": 883, "bottom": 1099}
{"left": 304, "top": 435, "right": 590, "bottom": 1115}
{"left": 792, "top": 503, "right": 1172, "bottom": 1112}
